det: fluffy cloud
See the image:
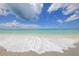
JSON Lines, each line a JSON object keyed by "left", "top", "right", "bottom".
{"left": 62, "top": 4, "right": 79, "bottom": 15}
{"left": 48, "top": 3, "right": 63, "bottom": 13}
{"left": 64, "top": 14, "right": 79, "bottom": 22}
{"left": 47, "top": 3, "right": 69, "bottom": 13}
{"left": 57, "top": 19, "right": 64, "bottom": 24}
{"left": 48, "top": 3, "right": 79, "bottom": 15}
{"left": 7, "top": 3, "right": 43, "bottom": 20}
{"left": 1, "top": 3, "right": 79, "bottom": 24}
{"left": 0, "top": 3, "right": 9, "bottom": 16}
{"left": 0, "top": 20, "right": 41, "bottom": 29}
{"left": 62, "top": 4, "right": 79, "bottom": 23}
{"left": 48, "top": 3, "right": 79, "bottom": 23}
{"left": 57, "top": 13, "right": 79, "bottom": 23}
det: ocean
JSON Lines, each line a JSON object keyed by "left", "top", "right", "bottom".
{"left": 0, "top": 29, "right": 79, "bottom": 34}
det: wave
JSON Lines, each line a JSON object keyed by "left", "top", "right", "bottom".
{"left": 0, "top": 35, "right": 79, "bottom": 54}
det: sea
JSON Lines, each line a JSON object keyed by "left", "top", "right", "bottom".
{"left": 0, "top": 29, "right": 79, "bottom": 35}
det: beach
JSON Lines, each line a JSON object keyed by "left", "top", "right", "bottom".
{"left": 0, "top": 3, "right": 79, "bottom": 56}
{"left": 0, "top": 43, "right": 79, "bottom": 56}
{"left": 0, "top": 29, "right": 79, "bottom": 55}
{"left": 0, "top": 34, "right": 79, "bottom": 56}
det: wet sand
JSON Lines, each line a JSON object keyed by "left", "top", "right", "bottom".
{"left": 0, "top": 43, "right": 79, "bottom": 56}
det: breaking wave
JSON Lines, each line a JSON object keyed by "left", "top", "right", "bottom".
{"left": 0, "top": 34, "right": 79, "bottom": 54}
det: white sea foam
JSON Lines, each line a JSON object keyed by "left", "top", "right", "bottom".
{"left": 0, "top": 34, "right": 79, "bottom": 54}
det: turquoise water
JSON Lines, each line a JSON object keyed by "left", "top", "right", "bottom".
{"left": 0, "top": 29, "right": 79, "bottom": 35}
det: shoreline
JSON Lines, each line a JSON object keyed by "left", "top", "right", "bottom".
{"left": 0, "top": 42, "right": 79, "bottom": 56}
{"left": 0, "top": 33, "right": 79, "bottom": 56}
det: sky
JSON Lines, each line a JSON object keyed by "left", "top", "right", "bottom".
{"left": 0, "top": 3, "right": 79, "bottom": 29}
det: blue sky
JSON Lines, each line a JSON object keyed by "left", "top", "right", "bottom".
{"left": 0, "top": 3, "right": 79, "bottom": 29}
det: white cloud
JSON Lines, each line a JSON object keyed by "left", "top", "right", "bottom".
{"left": 64, "top": 14, "right": 79, "bottom": 22}
{"left": 7, "top": 3, "right": 43, "bottom": 20}
{"left": 57, "top": 13, "right": 79, "bottom": 23}
{"left": 58, "top": 14, "right": 79, "bottom": 23}
{"left": 30, "top": 3, "right": 43, "bottom": 14}
{"left": 57, "top": 19, "right": 64, "bottom": 24}
{"left": 48, "top": 3, "right": 79, "bottom": 15}
{"left": 0, "top": 20, "right": 41, "bottom": 29}
{"left": 62, "top": 4, "right": 79, "bottom": 15}
{"left": 48, "top": 3, "right": 79, "bottom": 23}
{"left": 62, "top": 4, "right": 79, "bottom": 23}
{"left": 47, "top": 3, "right": 69, "bottom": 13}
{"left": 0, "top": 3, "right": 43, "bottom": 21}
{"left": 48, "top": 3, "right": 63, "bottom": 13}
{"left": 0, "top": 20, "right": 18, "bottom": 27}
{"left": 0, "top": 3, "right": 9, "bottom": 16}
{"left": 1, "top": 3, "right": 79, "bottom": 24}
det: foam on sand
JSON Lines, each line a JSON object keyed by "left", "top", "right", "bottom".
{"left": 0, "top": 34, "right": 79, "bottom": 54}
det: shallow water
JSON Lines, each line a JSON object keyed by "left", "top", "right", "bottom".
{"left": 0, "top": 29, "right": 79, "bottom": 34}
